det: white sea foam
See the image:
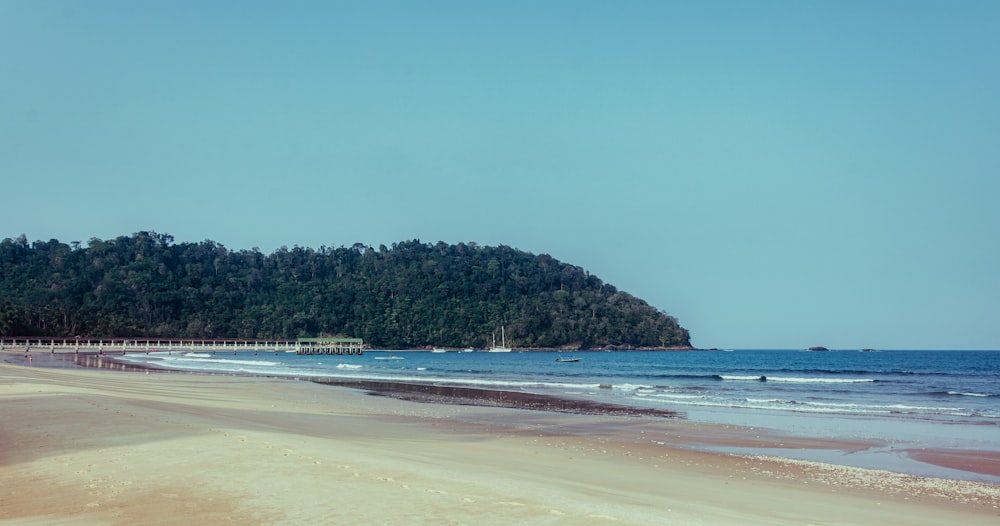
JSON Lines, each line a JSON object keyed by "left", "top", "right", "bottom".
{"left": 796, "top": 400, "right": 964, "bottom": 413}
{"left": 719, "top": 374, "right": 874, "bottom": 384}
{"left": 629, "top": 391, "right": 972, "bottom": 417}
{"left": 164, "top": 357, "right": 279, "bottom": 367}
{"left": 615, "top": 383, "right": 655, "bottom": 391}
{"left": 638, "top": 392, "right": 706, "bottom": 400}
{"left": 673, "top": 399, "right": 886, "bottom": 414}
{"left": 765, "top": 376, "right": 875, "bottom": 384}
{"left": 119, "top": 353, "right": 280, "bottom": 369}
{"left": 291, "top": 369, "right": 602, "bottom": 392}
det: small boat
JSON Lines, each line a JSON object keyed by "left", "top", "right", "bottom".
{"left": 555, "top": 357, "right": 580, "bottom": 363}
{"left": 374, "top": 355, "right": 405, "bottom": 360}
{"left": 488, "top": 326, "right": 512, "bottom": 352}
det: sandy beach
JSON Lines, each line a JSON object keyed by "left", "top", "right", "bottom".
{"left": 2, "top": 357, "right": 998, "bottom": 525}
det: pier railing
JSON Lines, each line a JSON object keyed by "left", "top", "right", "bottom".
{"left": 0, "top": 337, "right": 364, "bottom": 355}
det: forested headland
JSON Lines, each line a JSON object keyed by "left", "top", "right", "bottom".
{"left": 0, "top": 232, "right": 691, "bottom": 350}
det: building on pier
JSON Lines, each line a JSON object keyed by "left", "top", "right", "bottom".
{"left": 295, "top": 337, "right": 364, "bottom": 355}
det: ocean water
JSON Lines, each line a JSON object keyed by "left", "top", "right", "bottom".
{"left": 117, "top": 348, "right": 1000, "bottom": 480}
{"left": 118, "top": 349, "right": 1000, "bottom": 421}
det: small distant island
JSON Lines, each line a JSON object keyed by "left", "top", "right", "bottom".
{"left": 0, "top": 232, "right": 691, "bottom": 350}
{"left": 807, "top": 346, "right": 830, "bottom": 351}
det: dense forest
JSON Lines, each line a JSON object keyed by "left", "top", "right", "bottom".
{"left": 0, "top": 232, "right": 690, "bottom": 350}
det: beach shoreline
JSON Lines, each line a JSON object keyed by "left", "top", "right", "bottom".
{"left": 14, "top": 350, "right": 1000, "bottom": 478}
{"left": 2, "top": 350, "right": 999, "bottom": 524}
{"left": 7, "top": 350, "right": 1000, "bottom": 477}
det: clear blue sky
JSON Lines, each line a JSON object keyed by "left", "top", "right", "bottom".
{"left": 2, "top": 1, "right": 998, "bottom": 349}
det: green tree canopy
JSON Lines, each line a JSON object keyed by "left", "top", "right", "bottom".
{"left": 0, "top": 233, "right": 690, "bottom": 349}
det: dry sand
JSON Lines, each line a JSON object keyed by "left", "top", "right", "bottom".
{"left": 1, "top": 360, "right": 998, "bottom": 525}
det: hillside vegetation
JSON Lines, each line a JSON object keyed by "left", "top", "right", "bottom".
{"left": 0, "top": 232, "right": 690, "bottom": 349}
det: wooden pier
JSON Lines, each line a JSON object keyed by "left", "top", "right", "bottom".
{"left": 0, "top": 337, "right": 364, "bottom": 356}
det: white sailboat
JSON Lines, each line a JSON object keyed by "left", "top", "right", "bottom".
{"left": 488, "top": 326, "right": 512, "bottom": 352}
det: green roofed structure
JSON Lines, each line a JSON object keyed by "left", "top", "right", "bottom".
{"left": 295, "top": 337, "right": 364, "bottom": 355}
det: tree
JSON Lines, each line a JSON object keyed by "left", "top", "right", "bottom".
{"left": 0, "top": 233, "right": 691, "bottom": 348}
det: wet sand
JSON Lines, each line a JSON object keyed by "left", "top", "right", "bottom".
{"left": 312, "top": 378, "right": 683, "bottom": 418}
{"left": 906, "top": 449, "right": 1000, "bottom": 479}
{"left": 2, "top": 353, "right": 999, "bottom": 525}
